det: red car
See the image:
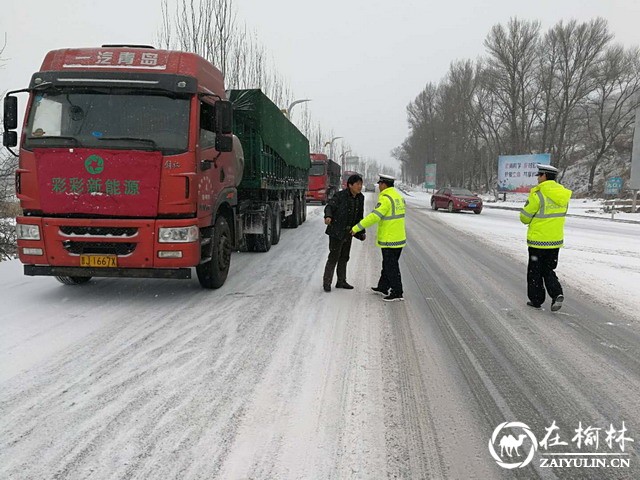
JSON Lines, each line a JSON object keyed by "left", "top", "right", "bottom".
{"left": 431, "top": 187, "right": 483, "bottom": 214}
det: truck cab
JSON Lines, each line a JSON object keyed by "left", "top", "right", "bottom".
{"left": 306, "top": 153, "right": 341, "bottom": 204}
{"left": 4, "top": 46, "right": 238, "bottom": 287}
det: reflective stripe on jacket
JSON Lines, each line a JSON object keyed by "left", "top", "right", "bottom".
{"left": 520, "top": 180, "right": 572, "bottom": 249}
{"left": 352, "top": 187, "right": 406, "bottom": 248}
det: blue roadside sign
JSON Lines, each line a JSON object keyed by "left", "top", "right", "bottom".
{"left": 605, "top": 177, "right": 623, "bottom": 195}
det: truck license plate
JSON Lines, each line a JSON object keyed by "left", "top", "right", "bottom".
{"left": 80, "top": 255, "right": 117, "bottom": 268}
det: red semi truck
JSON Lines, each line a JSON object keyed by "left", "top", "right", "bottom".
{"left": 306, "top": 153, "right": 341, "bottom": 204}
{"left": 3, "top": 45, "right": 309, "bottom": 288}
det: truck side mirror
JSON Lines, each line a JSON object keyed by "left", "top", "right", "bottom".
{"left": 3, "top": 131, "right": 17, "bottom": 147}
{"left": 4, "top": 96, "right": 18, "bottom": 130}
{"left": 214, "top": 100, "right": 233, "bottom": 135}
{"left": 215, "top": 134, "right": 233, "bottom": 152}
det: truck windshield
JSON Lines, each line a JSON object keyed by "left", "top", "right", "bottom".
{"left": 309, "top": 163, "right": 326, "bottom": 176}
{"left": 24, "top": 88, "right": 190, "bottom": 154}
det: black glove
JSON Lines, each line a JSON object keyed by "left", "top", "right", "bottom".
{"left": 354, "top": 231, "right": 365, "bottom": 241}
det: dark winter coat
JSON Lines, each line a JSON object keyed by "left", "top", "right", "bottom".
{"left": 324, "top": 188, "right": 365, "bottom": 240}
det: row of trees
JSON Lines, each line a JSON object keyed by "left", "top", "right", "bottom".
{"left": 159, "top": 0, "right": 395, "bottom": 177}
{"left": 394, "top": 18, "right": 640, "bottom": 195}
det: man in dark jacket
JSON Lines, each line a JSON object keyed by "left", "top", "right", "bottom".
{"left": 322, "top": 174, "right": 365, "bottom": 292}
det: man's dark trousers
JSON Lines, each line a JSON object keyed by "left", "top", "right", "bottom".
{"left": 527, "top": 247, "right": 563, "bottom": 306}
{"left": 377, "top": 247, "right": 403, "bottom": 295}
{"left": 323, "top": 235, "right": 353, "bottom": 285}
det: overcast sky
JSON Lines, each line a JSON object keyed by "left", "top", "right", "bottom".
{"left": 1, "top": 0, "right": 638, "bottom": 170}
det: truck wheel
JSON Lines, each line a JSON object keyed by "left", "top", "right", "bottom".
{"left": 271, "top": 206, "right": 282, "bottom": 245}
{"left": 301, "top": 197, "right": 307, "bottom": 223}
{"left": 254, "top": 206, "right": 273, "bottom": 252}
{"left": 197, "top": 216, "right": 232, "bottom": 289}
{"left": 244, "top": 236, "right": 256, "bottom": 252}
{"left": 55, "top": 276, "right": 92, "bottom": 285}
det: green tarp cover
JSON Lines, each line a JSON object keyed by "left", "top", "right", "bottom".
{"left": 229, "top": 89, "right": 310, "bottom": 171}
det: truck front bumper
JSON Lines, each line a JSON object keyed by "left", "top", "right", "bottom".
{"left": 16, "top": 216, "right": 202, "bottom": 272}
{"left": 24, "top": 265, "right": 192, "bottom": 279}
{"left": 306, "top": 190, "right": 326, "bottom": 202}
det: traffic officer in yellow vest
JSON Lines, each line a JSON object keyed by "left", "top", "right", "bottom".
{"left": 351, "top": 174, "right": 406, "bottom": 302}
{"left": 520, "top": 164, "right": 572, "bottom": 311}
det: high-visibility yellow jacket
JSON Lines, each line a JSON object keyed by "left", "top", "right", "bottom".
{"left": 352, "top": 187, "right": 406, "bottom": 248}
{"left": 520, "top": 180, "right": 572, "bottom": 248}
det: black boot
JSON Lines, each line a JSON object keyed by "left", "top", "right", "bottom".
{"left": 335, "top": 281, "right": 354, "bottom": 289}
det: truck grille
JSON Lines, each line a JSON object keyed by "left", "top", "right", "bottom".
{"left": 59, "top": 226, "right": 138, "bottom": 237}
{"left": 62, "top": 241, "right": 137, "bottom": 256}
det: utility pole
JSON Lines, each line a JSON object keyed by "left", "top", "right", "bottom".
{"left": 324, "top": 136, "right": 342, "bottom": 163}
{"left": 284, "top": 99, "right": 311, "bottom": 119}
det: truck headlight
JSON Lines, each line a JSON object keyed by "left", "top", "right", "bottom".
{"left": 17, "top": 224, "right": 41, "bottom": 240}
{"left": 158, "top": 226, "right": 199, "bottom": 243}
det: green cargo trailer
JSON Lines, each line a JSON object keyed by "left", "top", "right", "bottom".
{"left": 228, "top": 89, "right": 310, "bottom": 252}
{"left": 230, "top": 89, "right": 310, "bottom": 192}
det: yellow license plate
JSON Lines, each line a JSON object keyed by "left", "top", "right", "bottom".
{"left": 80, "top": 254, "right": 117, "bottom": 268}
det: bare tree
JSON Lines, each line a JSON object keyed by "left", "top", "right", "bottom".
{"left": 473, "top": 63, "right": 508, "bottom": 191}
{"left": 158, "top": 0, "right": 293, "bottom": 108}
{"left": 547, "top": 18, "right": 613, "bottom": 169}
{"left": 582, "top": 45, "right": 640, "bottom": 193}
{"left": 483, "top": 17, "right": 541, "bottom": 154}
{"left": 0, "top": 147, "right": 18, "bottom": 260}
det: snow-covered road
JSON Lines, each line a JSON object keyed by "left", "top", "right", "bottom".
{"left": 1, "top": 193, "right": 639, "bottom": 479}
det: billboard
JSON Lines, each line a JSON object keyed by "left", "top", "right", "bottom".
{"left": 498, "top": 154, "right": 551, "bottom": 193}
{"left": 424, "top": 163, "right": 437, "bottom": 189}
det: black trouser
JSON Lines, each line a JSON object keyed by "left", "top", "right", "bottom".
{"left": 323, "top": 235, "right": 353, "bottom": 285}
{"left": 377, "top": 247, "right": 403, "bottom": 295}
{"left": 527, "top": 247, "right": 563, "bottom": 306}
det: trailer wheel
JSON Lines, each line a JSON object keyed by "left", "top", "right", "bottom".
{"left": 285, "top": 197, "right": 300, "bottom": 229}
{"left": 254, "top": 206, "right": 273, "bottom": 252}
{"left": 271, "top": 206, "right": 282, "bottom": 245}
{"left": 55, "top": 276, "right": 92, "bottom": 285}
{"left": 197, "top": 216, "right": 231, "bottom": 289}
